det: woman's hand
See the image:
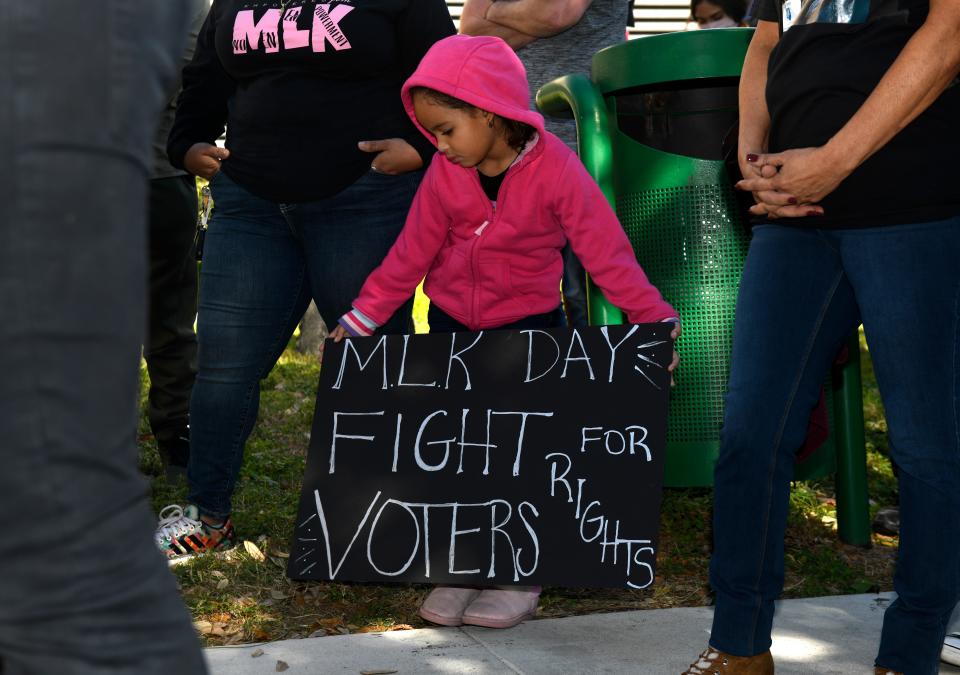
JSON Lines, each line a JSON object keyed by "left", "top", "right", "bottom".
{"left": 736, "top": 153, "right": 814, "bottom": 219}
{"left": 738, "top": 146, "right": 851, "bottom": 217}
{"left": 740, "top": 156, "right": 803, "bottom": 218}
{"left": 184, "top": 142, "right": 230, "bottom": 180}
{"left": 359, "top": 138, "right": 423, "bottom": 175}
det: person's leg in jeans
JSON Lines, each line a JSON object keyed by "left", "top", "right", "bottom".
{"left": 297, "top": 169, "right": 421, "bottom": 334}
{"left": 185, "top": 170, "right": 419, "bottom": 531}
{"left": 0, "top": 2, "right": 206, "bottom": 674}
{"left": 709, "top": 225, "right": 860, "bottom": 656}
{"left": 839, "top": 217, "right": 960, "bottom": 674}
{"left": 145, "top": 174, "right": 199, "bottom": 477}
{"left": 187, "top": 173, "right": 312, "bottom": 525}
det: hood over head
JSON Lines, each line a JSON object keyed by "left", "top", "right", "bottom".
{"left": 401, "top": 34, "right": 546, "bottom": 146}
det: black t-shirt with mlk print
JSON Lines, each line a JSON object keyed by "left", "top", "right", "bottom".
{"left": 168, "top": 0, "right": 455, "bottom": 203}
{"left": 754, "top": 0, "right": 960, "bottom": 227}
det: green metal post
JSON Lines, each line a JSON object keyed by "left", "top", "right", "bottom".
{"left": 834, "top": 331, "right": 871, "bottom": 546}
{"left": 538, "top": 75, "right": 624, "bottom": 326}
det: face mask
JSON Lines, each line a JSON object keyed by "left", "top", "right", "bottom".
{"left": 699, "top": 16, "right": 738, "bottom": 28}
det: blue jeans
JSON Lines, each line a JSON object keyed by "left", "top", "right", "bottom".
{"left": 709, "top": 218, "right": 960, "bottom": 675}
{"left": 188, "top": 169, "right": 419, "bottom": 519}
{"left": 0, "top": 2, "right": 206, "bottom": 673}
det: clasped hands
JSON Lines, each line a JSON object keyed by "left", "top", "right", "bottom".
{"left": 735, "top": 145, "right": 853, "bottom": 219}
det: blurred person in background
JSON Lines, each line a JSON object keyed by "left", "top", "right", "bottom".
{"left": 689, "top": 0, "right": 748, "bottom": 28}
{"left": 460, "top": 0, "right": 634, "bottom": 327}
{"left": 145, "top": 0, "right": 209, "bottom": 482}
{"left": 0, "top": 1, "right": 207, "bottom": 673}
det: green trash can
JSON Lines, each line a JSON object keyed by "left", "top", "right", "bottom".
{"left": 538, "top": 29, "right": 871, "bottom": 546}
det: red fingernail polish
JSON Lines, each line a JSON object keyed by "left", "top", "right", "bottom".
{"left": 788, "top": 197, "right": 797, "bottom": 204}
{"left": 807, "top": 210, "right": 823, "bottom": 217}
{"left": 746, "top": 154, "right": 758, "bottom": 162}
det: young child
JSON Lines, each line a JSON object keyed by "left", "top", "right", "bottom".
{"left": 330, "top": 34, "right": 680, "bottom": 629}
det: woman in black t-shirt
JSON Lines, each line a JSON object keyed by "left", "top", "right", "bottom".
{"left": 153, "top": 0, "right": 455, "bottom": 562}
{"left": 683, "top": 1, "right": 960, "bottom": 673}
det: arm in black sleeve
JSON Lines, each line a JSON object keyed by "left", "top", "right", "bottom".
{"left": 749, "top": 0, "right": 780, "bottom": 24}
{"left": 396, "top": 0, "right": 457, "bottom": 166}
{"left": 166, "top": 1, "right": 236, "bottom": 171}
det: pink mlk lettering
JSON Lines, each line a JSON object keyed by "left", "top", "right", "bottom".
{"left": 282, "top": 7, "right": 310, "bottom": 50}
{"left": 312, "top": 4, "right": 354, "bottom": 52}
{"left": 233, "top": 8, "right": 281, "bottom": 54}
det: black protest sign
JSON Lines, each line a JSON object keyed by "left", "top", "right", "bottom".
{"left": 288, "top": 324, "right": 673, "bottom": 588}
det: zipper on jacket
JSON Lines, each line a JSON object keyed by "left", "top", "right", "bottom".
{"left": 468, "top": 162, "right": 518, "bottom": 329}
{"left": 468, "top": 174, "right": 493, "bottom": 329}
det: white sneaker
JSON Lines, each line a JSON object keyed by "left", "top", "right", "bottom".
{"left": 154, "top": 504, "right": 235, "bottom": 564}
{"left": 942, "top": 632, "right": 960, "bottom": 667}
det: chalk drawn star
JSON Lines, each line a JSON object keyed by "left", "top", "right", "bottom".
{"left": 634, "top": 339, "right": 667, "bottom": 390}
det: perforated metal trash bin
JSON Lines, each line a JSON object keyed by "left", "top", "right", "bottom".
{"left": 538, "top": 29, "right": 870, "bottom": 545}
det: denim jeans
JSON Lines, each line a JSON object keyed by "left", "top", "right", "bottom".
{"left": 0, "top": 2, "right": 206, "bottom": 674}
{"left": 188, "top": 169, "right": 419, "bottom": 519}
{"left": 708, "top": 218, "right": 960, "bottom": 674}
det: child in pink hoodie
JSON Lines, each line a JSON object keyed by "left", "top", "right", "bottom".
{"left": 331, "top": 34, "right": 679, "bottom": 629}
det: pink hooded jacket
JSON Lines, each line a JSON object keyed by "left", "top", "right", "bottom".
{"left": 339, "top": 35, "right": 676, "bottom": 335}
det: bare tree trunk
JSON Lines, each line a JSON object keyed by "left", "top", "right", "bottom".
{"left": 296, "top": 301, "right": 327, "bottom": 359}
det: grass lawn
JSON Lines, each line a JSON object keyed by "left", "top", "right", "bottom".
{"left": 139, "top": 321, "right": 898, "bottom": 645}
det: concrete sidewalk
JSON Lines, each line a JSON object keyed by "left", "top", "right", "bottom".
{"left": 206, "top": 593, "right": 960, "bottom": 674}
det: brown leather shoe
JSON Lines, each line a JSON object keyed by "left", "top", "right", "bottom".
{"left": 682, "top": 646, "right": 774, "bottom": 674}
{"left": 874, "top": 668, "right": 903, "bottom": 675}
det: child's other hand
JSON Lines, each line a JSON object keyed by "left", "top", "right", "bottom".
{"left": 668, "top": 322, "right": 681, "bottom": 388}
{"left": 359, "top": 138, "right": 423, "bottom": 175}
{"left": 329, "top": 325, "right": 349, "bottom": 342}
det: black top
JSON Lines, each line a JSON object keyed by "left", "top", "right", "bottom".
{"left": 478, "top": 166, "right": 509, "bottom": 202}
{"left": 755, "top": 0, "right": 960, "bottom": 227}
{"left": 167, "top": 0, "right": 455, "bottom": 203}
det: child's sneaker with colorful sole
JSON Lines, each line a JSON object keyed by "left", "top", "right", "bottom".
{"left": 155, "top": 504, "right": 236, "bottom": 562}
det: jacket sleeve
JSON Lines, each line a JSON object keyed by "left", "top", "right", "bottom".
{"left": 166, "top": 1, "right": 236, "bottom": 172}
{"left": 342, "top": 163, "right": 452, "bottom": 331}
{"left": 553, "top": 154, "right": 678, "bottom": 325}
{"left": 395, "top": 0, "right": 456, "bottom": 167}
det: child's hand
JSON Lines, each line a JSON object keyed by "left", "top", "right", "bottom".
{"left": 329, "top": 325, "right": 349, "bottom": 342}
{"left": 668, "top": 322, "right": 681, "bottom": 388}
